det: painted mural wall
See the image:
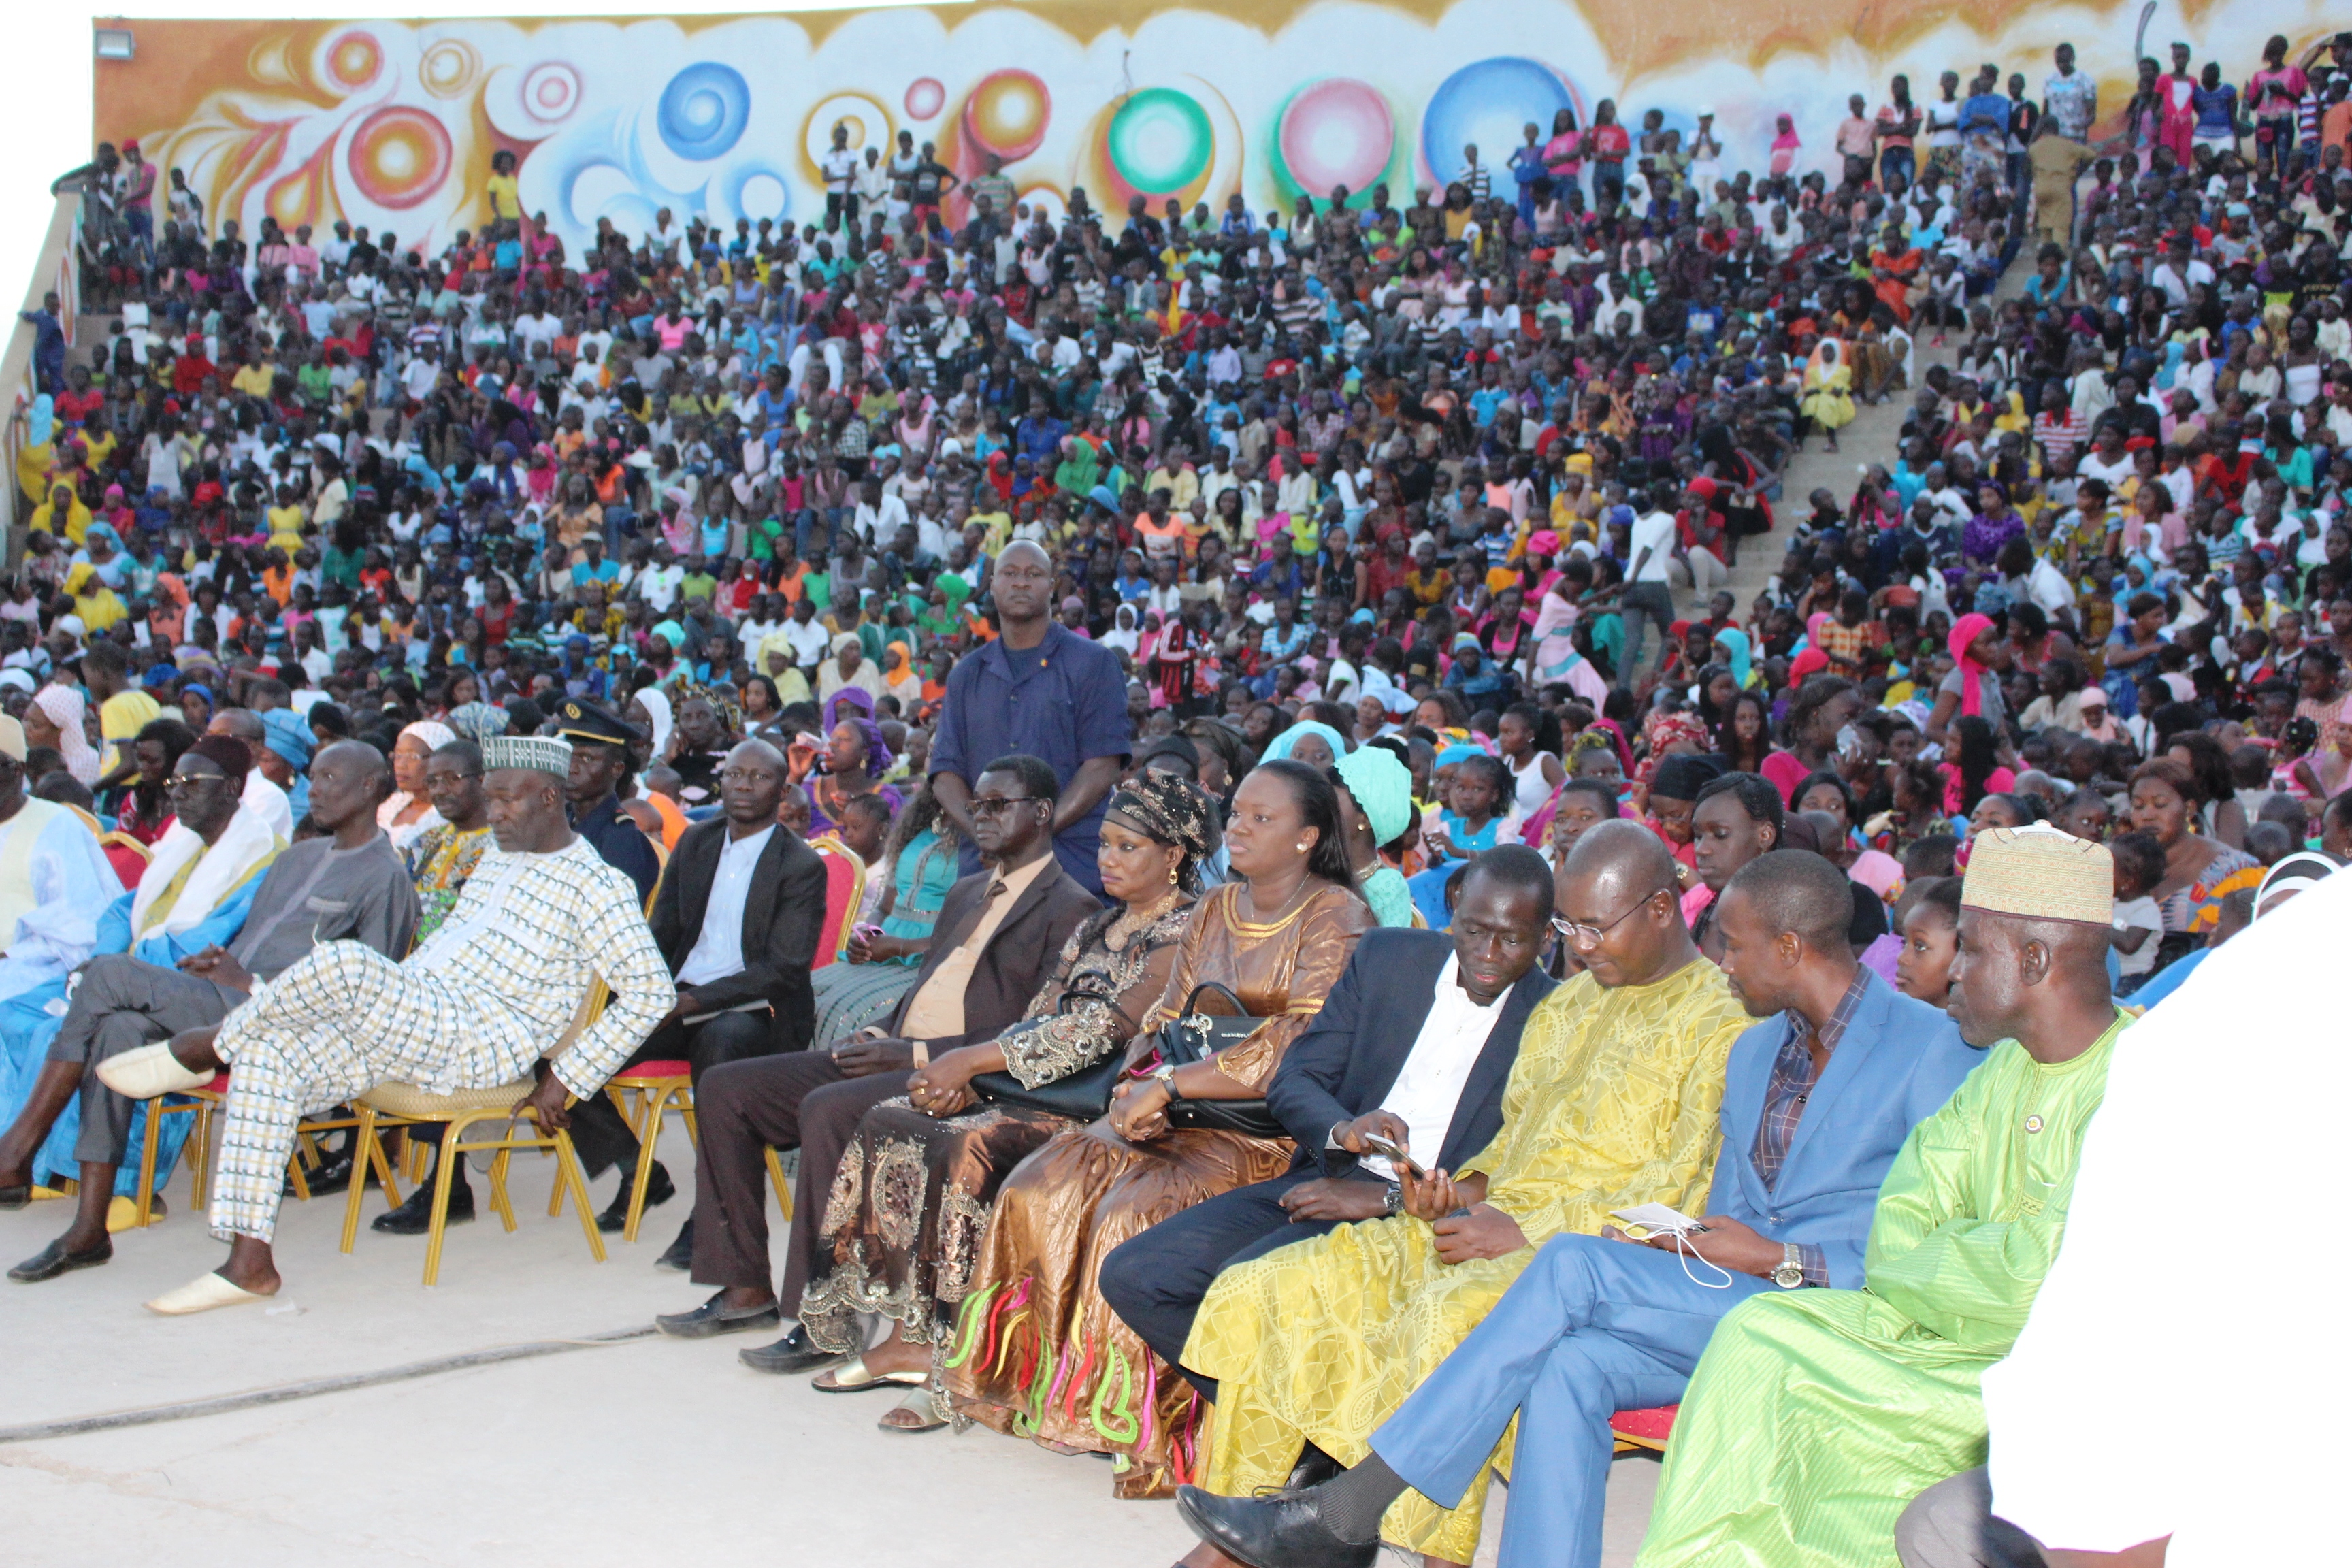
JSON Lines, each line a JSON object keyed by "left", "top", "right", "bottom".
{"left": 91, "top": 2, "right": 2349, "bottom": 259}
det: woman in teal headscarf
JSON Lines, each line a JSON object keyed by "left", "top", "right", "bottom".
{"left": 1260, "top": 719, "right": 1350, "bottom": 770}
{"left": 1332, "top": 744, "right": 1419, "bottom": 927}
{"left": 1712, "top": 625, "right": 1759, "bottom": 689}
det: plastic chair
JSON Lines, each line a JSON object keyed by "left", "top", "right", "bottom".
{"left": 339, "top": 1080, "right": 605, "bottom": 1285}
{"left": 602, "top": 1057, "right": 696, "bottom": 1242}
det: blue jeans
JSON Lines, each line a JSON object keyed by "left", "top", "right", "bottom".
{"left": 1372, "top": 1235, "right": 1770, "bottom": 1568}
{"left": 1879, "top": 145, "right": 1914, "bottom": 193}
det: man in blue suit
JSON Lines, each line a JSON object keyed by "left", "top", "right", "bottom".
{"left": 1101, "top": 849, "right": 1558, "bottom": 1399}
{"left": 1175, "top": 850, "right": 1982, "bottom": 1568}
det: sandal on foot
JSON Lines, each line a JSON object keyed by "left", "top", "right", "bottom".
{"left": 877, "top": 1385, "right": 947, "bottom": 1432}
{"left": 145, "top": 1271, "right": 271, "bottom": 1316}
{"left": 811, "top": 1354, "right": 928, "bottom": 1393}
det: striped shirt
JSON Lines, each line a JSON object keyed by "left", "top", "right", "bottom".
{"left": 1750, "top": 966, "right": 1871, "bottom": 1285}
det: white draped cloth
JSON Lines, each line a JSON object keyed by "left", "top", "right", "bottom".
{"left": 1982, "top": 868, "right": 2349, "bottom": 1564}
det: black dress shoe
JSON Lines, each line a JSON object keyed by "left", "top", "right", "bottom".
{"left": 655, "top": 1289, "right": 783, "bottom": 1339}
{"left": 9, "top": 1236, "right": 113, "bottom": 1284}
{"left": 597, "top": 1161, "right": 673, "bottom": 1232}
{"left": 654, "top": 1218, "right": 694, "bottom": 1271}
{"left": 1288, "top": 1440, "right": 1345, "bottom": 1491}
{"left": 0, "top": 1183, "right": 29, "bottom": 1211}
{"left": 371, "top": 1172, "right": 474, "bottom": 1235}
{"left": 287, "top": 1149, "right": 375, "bottom": 1198}
{"left": 1174, "top": 1485, "right": 1379, "bottom": 1568}
{"left": 738, "top": 1324, "right": 847, "bottom": 1375}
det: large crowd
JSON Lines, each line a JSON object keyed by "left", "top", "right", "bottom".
{"left": 0, "top": 28, "right": 2343, "bottom": 1567}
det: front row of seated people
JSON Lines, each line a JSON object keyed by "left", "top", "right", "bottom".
{"left": 54, "top": 735, "right": 2218, "bottom": 1562}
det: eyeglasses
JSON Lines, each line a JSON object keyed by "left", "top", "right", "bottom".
{"left": 1550, "top": 885, "right": 1675, "bottom": 948}
{"left": 968, "top": 795, "right": 1045, "bottom": 817}
{"left": 165, "top": 772, "right": 227, "bottom": 793}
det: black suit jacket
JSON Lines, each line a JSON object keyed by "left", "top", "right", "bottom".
{"left": 1266, "top": 928, "right": 1557, "bottom": 1177}
{"left": 883, "top": 855, "right": 1102, "bottom": 1054}
{"left": 649, "top": 819, "right": 831, "bottom": 1055}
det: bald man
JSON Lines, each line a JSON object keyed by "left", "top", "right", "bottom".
{"left": 1177, "top": 849, "right": 1981, "bottom": 1568}
{"left": 1175, "top": 822, "right": 1753, "bottom": 1568}
{"left": 5, "top": 740, "right": 419, "bottom": 1285}
{"left": 1637, "top": 826, "right": 2127, "bottom": 1568}
{"left": 928, "top": 538, "right": 1132, "bottom": 894}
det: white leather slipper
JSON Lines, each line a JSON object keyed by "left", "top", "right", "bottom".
{"left": 96, "top": 1043, "right": 212, "bottom": 1100}
{"left": 144, "top": 1272, "right": 270, "bottom": 1316}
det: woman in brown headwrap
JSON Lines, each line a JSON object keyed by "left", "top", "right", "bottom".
{"left": 798, "top": 772, "right": 1217, "bottom": 1431}
{"left": 944, "top": 759, "right": 1374, "bottom": 1496}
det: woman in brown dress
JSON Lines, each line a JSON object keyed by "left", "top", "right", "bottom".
{"left": 796, "top": 774, "right": 1218, "bottom": 1431}
{"left": 944, "top": 759, "right": 1375, "bottom": 1497}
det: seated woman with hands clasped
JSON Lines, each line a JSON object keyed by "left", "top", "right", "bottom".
{"left": 945, "top": 757, "right": 1375, "bottom": 1496}
{"left": 795, "top": 772, "right": 1216, "bottom": 1431}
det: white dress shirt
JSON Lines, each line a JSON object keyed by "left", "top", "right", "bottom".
{"left": 677, "top": 824, "right": 776, "bottom": 986}
{"left": 1361, "top": 953, "right": 1506, "bottom": 1181}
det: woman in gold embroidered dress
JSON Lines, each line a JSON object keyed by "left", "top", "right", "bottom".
{"left": 944, "top": 758, "right": 1375, "bottom": 1497}
{"left": 795, "top": 774, "right": 1215, "bottom": 1431}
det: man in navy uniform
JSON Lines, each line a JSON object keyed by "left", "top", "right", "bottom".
{"left": 557, "top": 700, "right": 661, "bottom": 905}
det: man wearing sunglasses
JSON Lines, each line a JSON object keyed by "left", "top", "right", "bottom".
{"left": 3, "top": 738, "right": 416, "bottom": 1285}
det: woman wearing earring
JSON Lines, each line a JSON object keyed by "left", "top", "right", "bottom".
{"left": 946, "top": 759, "right": 1373, "bottom": 1494}
{"left": 797, "top": 773, "right": 1214, "bottom": 1431}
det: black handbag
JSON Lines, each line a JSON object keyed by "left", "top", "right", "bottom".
{"left": 1147, "top": 982, "right": 1288, "bottom": 1141}
{"left": 970, "top": 983, "right": 1125, "bottom": 1122}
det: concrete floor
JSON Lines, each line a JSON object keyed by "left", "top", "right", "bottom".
{"left": 0, "top": 1154, "right": 1661, "bottom": 1567}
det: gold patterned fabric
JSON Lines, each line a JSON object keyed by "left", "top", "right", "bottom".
{"left": 408, "top": 823, "right": 491, "bottom": 941}
{"left": 1184, "top": 958, "right": 1751, "bottom": 1561}
{"left": 796, "top": 899, "right": 1196, "bottom": 1391}
{"left": 943, "top": 881, "right": 1374, "bottom": 1498}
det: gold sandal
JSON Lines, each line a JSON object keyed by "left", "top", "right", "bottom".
{"left": 811, "top": 1354, "right": 928, "bottom": 1393}
{"left": 877, "top": 1384, "right": 947, "bottom": 1432}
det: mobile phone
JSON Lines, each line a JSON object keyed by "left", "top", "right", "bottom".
{"left": 1358, "top": 1132, "right": 1426, "bottom": 1183}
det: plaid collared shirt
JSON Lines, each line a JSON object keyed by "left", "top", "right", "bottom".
{"left": 1748, "top": 967, "right": 1871, "bottom": 1286}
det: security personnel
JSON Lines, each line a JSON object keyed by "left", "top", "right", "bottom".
{"left": 557, "top": 699, "right": 661, "bottom": 904}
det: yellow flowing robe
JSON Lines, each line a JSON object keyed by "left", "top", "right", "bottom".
{"left": 1634, "top": 1011, "right": 2129, "bottom": 1568}
{"left": 1186, "top": 958, "right": 1750, "bottom": 1563}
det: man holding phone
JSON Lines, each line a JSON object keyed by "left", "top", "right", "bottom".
{"left": 1100, "top": 847, "right": 1559, "bottom": 1401}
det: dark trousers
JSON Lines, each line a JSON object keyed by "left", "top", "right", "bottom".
{"left": 1895, "top": 1468, "right": 2050, "bottom": 1568}
{"left": 568, "top": 1011, "right": 779, "bottom": 1178}
{"left": 685, "top": 1049, "right": 914, "bottom": 1312}
{"left": 1098, "top": 1167, "right": 1381, "bottom": 1399}
{"left": 44, "top": 954, "right": 239, "bottom": 1166}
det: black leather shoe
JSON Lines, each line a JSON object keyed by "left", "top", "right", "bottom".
{"left": 656, "top": 1289, "right": 782, "bottom": 1339}
{"left": 1288, "top": 1441, "right": 1345, "bottom": 1491}
{"left": 597, "top": 1161, "right": 672, "bottom": 1232}
{"left": 371, "top": 1172, "right": 474, "bottom": 1235}
{"left": 655, "top": 1218, "right": 694, "bottom": 1271}
{"left": 738, "top": 1324, "right": 846, "bottom": 1375}
{"left": 1174, "top": 1485, "right": 1379, "bottom": 1568}
{"left": 0, "top": 1183, "right": 29, "bottom": 1211}
{"left": 9, "top": 1236, "right": 113, "bottom": 1284}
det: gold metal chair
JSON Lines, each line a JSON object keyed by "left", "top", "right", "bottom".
{"left": 339, "top": 1081, "right": 605, "bottom": 1285}
{"left": 602, "top": 1059, "right": 696, "bottom": 1242}
{"left": 131, "top": 1076, "right": 356, "bottom": 1226}
{"left": 764, "top": 1147, "right": 796, "bottom": 1222}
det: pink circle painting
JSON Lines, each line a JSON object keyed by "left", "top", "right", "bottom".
{"left": 904, "top": 78, "right": 945, "bottom": 120}
{"left": 1277, "top": 78, "right": 1394, "bottom": 196}
{"left": 348, "top": 105, "right": 453, "bottom": 209}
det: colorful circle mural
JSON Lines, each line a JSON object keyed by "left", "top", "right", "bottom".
{"left": 657, "top": 62, "right": 751, "bottom": 161}
{"left": 1273, "top": 78, "right": 1395, "bottom": 201}
{"left": 419, "top": 39, "right": 480, "bottom": 99}
{"left": 519, "top": 61, "right": 582, "bottom": 125}
{"left": 963, "top": 70, "right": 1050, "bottom": 161}
{"left": 1107, "top": 88, "right": 1213, "bottom": 194}
{"left": 904, "top": 78, "right": 945, "bottom": 121}
{"left": 802, "top": 92, "right": 894, "bottom": 182}
{"left": 326, "top": 31, "right": 382, "bottom": 91}
{"left": 347, "top": 105, "right": 453, "bottom": 210}
{"left": 1418, "top": 57, "right": 1580, "bottom": 190}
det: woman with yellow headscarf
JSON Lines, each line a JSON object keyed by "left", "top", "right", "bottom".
{"left": 880, "top": 641, "right": 923, "bottom": 709}
{"left": 29, "top": 481, "right": 90, "bottom": 546}
{"left": 63, "top": 564, "right": 127, "bottom": 634}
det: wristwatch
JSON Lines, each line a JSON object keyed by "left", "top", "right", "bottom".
{"left": 1382, "top": 1183, "right": 1403, "bottom": 1216}
{"left": 1151, "top": 1064, "right": 1183, "bottom": 1102}
{"left": 1770, "top": 1243, "right": 1807, "bottom": 1289}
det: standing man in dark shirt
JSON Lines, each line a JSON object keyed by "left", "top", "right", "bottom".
{"left": 557, "top": 700, "right": 660, "bottom": 905}
{"left": 930, "top": 540, "right": 1132, "bottom": 895}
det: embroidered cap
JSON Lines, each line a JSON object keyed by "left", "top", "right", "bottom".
{"left": 482, "top": 735, "right": 574, "bottom": 779}
{"left": 1961, "top": 823, "right": 2112, "bottom": 926}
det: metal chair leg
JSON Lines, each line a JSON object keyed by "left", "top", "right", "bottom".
{"left": 621, "top": 1085, "right": 672, "bottom": 1243}
{"left": 554, "top": 1129, "right": 606, "bottom": 1263}
{"left": 133, "top": 1102, "right": 167, "bottom": 1228}
{"left": 340, "top": 1106, "right": 380, "bottom": 1254}
{"left": 423, "top": 1109, "right": 491, "bottom": 1286}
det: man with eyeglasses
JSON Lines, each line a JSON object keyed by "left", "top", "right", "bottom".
{"left": 3, "top": 739, "right": 416, "bottom": 1284}
{"left": 561, "top": 738, "right": 829, "bottom": 1260}
{"left": 1171, "top": 820, "right": 1752, "bottom": 1568}
{"left": 1175, "top": 848, "right": 1979, "bottom": 1568}
{"left": 1100, "top": 846, "right": 1558, "bottom": 1403}
{"left": 654, "top": 753, "right": 1098, "bottom": 1358}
